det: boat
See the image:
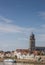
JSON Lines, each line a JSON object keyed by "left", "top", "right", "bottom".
{"left": 3, "top": 59, "right": 16, "bottom": 63}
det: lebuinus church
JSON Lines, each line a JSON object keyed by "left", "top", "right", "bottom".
{"left": 30, "top": 32, "right": 45, "bottom": 51}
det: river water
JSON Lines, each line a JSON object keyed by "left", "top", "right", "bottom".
{"left": 0, "top": 62, "right": 34, "bottom": 65}
{"left": 0, "top": 62, "right": 33, "bottom": 65}
{"left": 0, "top": 62, "right": 45, "bottom": 65}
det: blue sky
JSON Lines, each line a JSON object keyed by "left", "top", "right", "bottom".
{"left": 0, "top": 0, "right": 45, "bottom": 51}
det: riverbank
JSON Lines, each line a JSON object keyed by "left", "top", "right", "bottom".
{"left": 0, "top": 55, "right": 45, "bottom": 64}
{"left": 15, "top": 59, "right": 45, "bottom": 64}
{"left": 0, "top": 58, "right": 45, "bottom": 64}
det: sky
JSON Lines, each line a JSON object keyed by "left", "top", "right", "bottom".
{"left": 0, "top": 0, "right": 45, "bottom": 51}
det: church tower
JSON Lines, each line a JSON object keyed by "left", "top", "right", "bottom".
{"left": 30, "top": 32, "right": 35, "bottom": 51}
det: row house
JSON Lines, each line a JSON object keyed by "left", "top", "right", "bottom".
{"left": 0, "top": 51, "right": 4, "bottom": 58}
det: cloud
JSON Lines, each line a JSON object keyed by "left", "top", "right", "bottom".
{"left": 41, "top": 24, "right": 45, "bottom": 28}
{"left": 0, "top": 23, "right": 36, "bottom": 33}
{"left": 38, "top": 12, "right": 45, "bottom": 19}
{"left": 18, "top": 37, "right": 28, "bottom": 41}
{"left": 0, "top": 16, "right": 12, "bottom": 24}
{"left": 0, "top": 16, "right": 35, "bottom": 33}
{"left": 0, "top": 24, "right": 21, "bottom": 33}
{"left": 0, "top": 16, "right": 45, "bottom": 40}
{"left": 0, "top": 16, "right": 45, "bottom": 37}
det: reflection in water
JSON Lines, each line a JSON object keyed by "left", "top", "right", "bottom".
{"left": 0, "top": 62, "right": 34, "bottom": 65}
{"left": 4, "top": 63, "right": 34, "bottom": 65}
{"left": 15, "top": 63, "right": 33, "bottom": 65}
{"left": 3, "top": 62, "right": 13, "bottom": 65}
{"left": 0, "top": 62, "right": 45, "bottom": 65}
